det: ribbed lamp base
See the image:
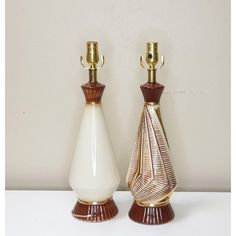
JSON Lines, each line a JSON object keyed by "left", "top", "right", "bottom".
{"left": 72, "top": 198, "right": 118, "bottom": 222}
{"left": 128, "top": 201, "right": 175, "bottom": 225}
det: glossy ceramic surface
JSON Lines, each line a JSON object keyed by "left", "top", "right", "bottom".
{"left": 126, "top": 81, "right": 177, "bottom": 224}
{"left": 69, "top": 104, "right": 120, "bottom": 202}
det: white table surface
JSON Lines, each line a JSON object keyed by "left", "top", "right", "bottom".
{"left": 6, "top": 191, "right": 230, "bottom": 236}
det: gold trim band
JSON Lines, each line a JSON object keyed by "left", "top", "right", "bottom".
{"left": 85, "top": 102, "right": 102, "bottom": 105}
{"left": 135, "top": 196, "right": 170, "bottom": 207}
{"left": 144, "top": 102, "right": 159, "bottom": 106}
{"left": 78, "top": 197, "right": 112, "bottom": 205}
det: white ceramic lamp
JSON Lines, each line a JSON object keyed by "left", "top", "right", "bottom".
{"left": 69, "top": 42, "right": 120, "bottom": 222}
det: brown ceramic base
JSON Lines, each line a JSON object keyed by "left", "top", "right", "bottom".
{"left": 128, "top": 201, "right": 175, "bottom": 225}
{"left": 72, "top": 198, "right": 118, "bottom": 222}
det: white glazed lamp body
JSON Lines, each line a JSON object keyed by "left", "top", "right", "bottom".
{"left": 70, "top": 41, "right": 119, "bottom": 222}
{"left": 69, "top": 103, "right": 120, "bottom": 202}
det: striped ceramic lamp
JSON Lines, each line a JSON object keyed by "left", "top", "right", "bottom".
{"left": 126, "top": 42, "right": 177, "bottom": 225}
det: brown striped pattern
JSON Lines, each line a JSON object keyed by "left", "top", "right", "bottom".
{"left": 126, "top": 103, "right": 177, "bottom": 204}
{"left": 129, "top": 201, "right": 175, "bottom": 225}
{"left": 72, "top": 199, "right": 118, "bottom": 222}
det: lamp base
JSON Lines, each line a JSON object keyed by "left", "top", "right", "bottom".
{"left": 72, "top": 197, "right": 118, "bottom": 222}
{"left": 128, "top": 201, "right": 175, "bottom": 225}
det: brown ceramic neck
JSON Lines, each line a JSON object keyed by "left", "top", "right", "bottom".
{"left": 140, "top": 82, "right": 164, "bottom": 103}
{"left": 81, "top": 82, "right": 105, "bottom": 104}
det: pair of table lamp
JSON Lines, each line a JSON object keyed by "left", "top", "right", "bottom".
{"left": 68, "top": 41, "right": 177, "bottom": 225}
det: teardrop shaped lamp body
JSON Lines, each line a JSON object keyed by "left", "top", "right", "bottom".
{"left": 126, "top": 42, "right": 177, "bottom": 225}
{"left": 69, "top": 43, "right": 120, "bottom": 222}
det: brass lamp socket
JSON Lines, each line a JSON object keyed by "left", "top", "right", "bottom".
{"left": 146, "top": 42, "right": 159, "bottom": 70}
{"left": 86, "top": 41, "right": 99, "bottom": 69}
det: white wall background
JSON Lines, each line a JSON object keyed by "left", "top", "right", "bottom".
{"left": 6, "top": 0, "right": 230, "bottom": 191}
